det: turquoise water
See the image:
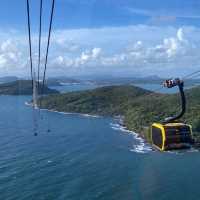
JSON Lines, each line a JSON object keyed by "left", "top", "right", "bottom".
{"left": 0, "top": 84, "right": 200, "bottom": 200}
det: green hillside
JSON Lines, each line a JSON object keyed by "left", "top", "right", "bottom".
{"left": 39, "top": 85, "right": 200, "bottom": 141}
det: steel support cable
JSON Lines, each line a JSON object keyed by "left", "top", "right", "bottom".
{"left": 26, "top": 0, "right": 34, "bottom": 88}
{"left": 131, "top": 70, "right": 200, "bottom": 127}
{"left": 37, "top": 0, "right": 43, "bottom": 90}
{"left": 35, "top": 0, "right": 44, "bottom": 134}
{"left": 133, "top": 69, "right": 200, "bottom": 102}
{"left": 182, "top": 70, "right": 200, "bottom": 80}
{"left": 187, "top": 73, "right": 200, "bottom": 78}
{"left": 37, "top": 0, "right": 43, "bottom": 111}
{"left": 145, "top": 69, "right": 200, "bottom": 100}
{"left": 41, "top": 0, "right": 55, "bottom": 94}
{"left": 185, "top": 73, "right": 200, "bottom": 80}
{"left": 39, "top": 0, "right": 55, "bottom": 133}
{"left": 29, "top": 0, "right": 199, "bottom": 126}
{"left": 131, "top": 70, "right": 200, "bottom": 131}
{"left": 26, "top": 0, "right": 38, "bottom": 135}
{"left": 128, "top": 70, "right": 200, "bottom": 129}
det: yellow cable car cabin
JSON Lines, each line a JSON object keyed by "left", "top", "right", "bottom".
{"left": 151, "top": 78, "right": 193, "bottom": 151}
{"left": 151, "top": 122, "right": 193, "bottom": 151}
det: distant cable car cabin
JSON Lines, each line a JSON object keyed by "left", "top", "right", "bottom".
{"left": 151, "top": 78, "right": 193, "bottom": 151}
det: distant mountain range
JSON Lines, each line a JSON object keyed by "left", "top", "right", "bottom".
{"left": 0, "top": 80, "right": 59, "bottom": 95}
{"left": 0, "top": 75, "right": 199, "bottom": 86}
{"left": 0, "top": 76, "right": 18, "bottom": 83}
{"left": 46, "top": 77, "right": 81, "bottom": 86}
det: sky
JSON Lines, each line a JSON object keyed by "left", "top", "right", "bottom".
{"left": 0, "top": 0, "right": 200, "bottom": 78}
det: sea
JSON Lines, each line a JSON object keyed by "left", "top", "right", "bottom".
{"left": 0, "top": 82, "right": 200, "bottom": 200}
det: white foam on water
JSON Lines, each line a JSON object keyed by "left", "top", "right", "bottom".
{"left": 25, "top": 102, "right": 100, "bottom": 119}
{"left": 110, "top": 122, "right": 200, "bottom": 154}
{"left": 110, "top": 122, "right": 152, "bottom": 154}
{"left": 81, "top": 113, "right": 100, "bottom": 118}
{"left": 166, "top": 147, "right": 199, "bottom": 155}
{"left": 48, "top": 110, "right": 100, "bottom": 118}
{"left": 25, "top": 101, "right": 30, "bottom": 106}
{"left": 187, "top": 148, "right": 199, "bottom": 153}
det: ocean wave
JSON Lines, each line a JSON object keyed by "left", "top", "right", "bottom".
{"left": 25, "top": 102, "right": 39, "bottom": 110}
{"left": 25, "top": 101, "right": 30, "bottom": 106}
{"left": 43, "top": 109, "right": 100, "bottom": 118}
{"left": 81, "top": 113, "right": 100, "bottom": 118}
{"left": 165, "top": 147, "right": 199, "bottom": 155}
{"left": 110, "top": 123, "right": 152, "bottom": 154}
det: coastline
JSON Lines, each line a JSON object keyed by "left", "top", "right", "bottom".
{"left": 110, "top": 121, "right": 152, "bottom": 153}
{"left": 26, "top": 100, "right": 139, "bottom": 133}
{"left": 42, "top": 105, "right": 152, "bottom": 153}
{"left": 46, "top": 109, "right": 101, "bottom": 118}
{"left": 25, "top": 101, "right": 101, "bottom": 118}
{"left": 25, "top": 101, "right": 152, "bottom": 153}
{"left": 25, "top": 100, "right": 139, "bottom": 134}
{"left": 25, "top": 100, "right": 198, "bottom": 153}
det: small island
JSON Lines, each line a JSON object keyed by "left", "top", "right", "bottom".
{"left": 0, "top": 80, "right": 59, "bottom": 95}
{"left": 39, "top": 85, "right": 200, "bottom": 142}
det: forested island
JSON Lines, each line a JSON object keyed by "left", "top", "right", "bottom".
{"left": 39, "top": 85, "right": 200, "bottom": 141}
{"left": 0, "top": 80, "right": 59, "bottom": 95}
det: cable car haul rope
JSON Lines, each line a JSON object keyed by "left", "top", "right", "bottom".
{"left": 26, "top": 0, "right": 55, "bottom": 135}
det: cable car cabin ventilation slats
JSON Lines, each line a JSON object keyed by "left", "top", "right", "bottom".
{"left": 151, "top": 123, "right": 193, "bottom": 151}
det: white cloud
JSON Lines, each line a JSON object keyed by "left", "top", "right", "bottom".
{"left": 73, "top": 48, "right": 102, "bottom": 66}
{"left": 51, "top": 47, "right": 102, "bottom": 69}
{"left": 0, "top": 25, "right": 199, "bottom": 77}
{"left": 0, "top": 39, "right": 24, "bottom": 71}
{"left": 92, "top": 48, "right": 102, "bottom": 58}
{"left": 177, "top": 28, "right": 184, "bottom": 41}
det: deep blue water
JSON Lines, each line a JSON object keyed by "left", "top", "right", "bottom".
{"left": 0, "top": 84, "right": 200, "bottom": 200}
